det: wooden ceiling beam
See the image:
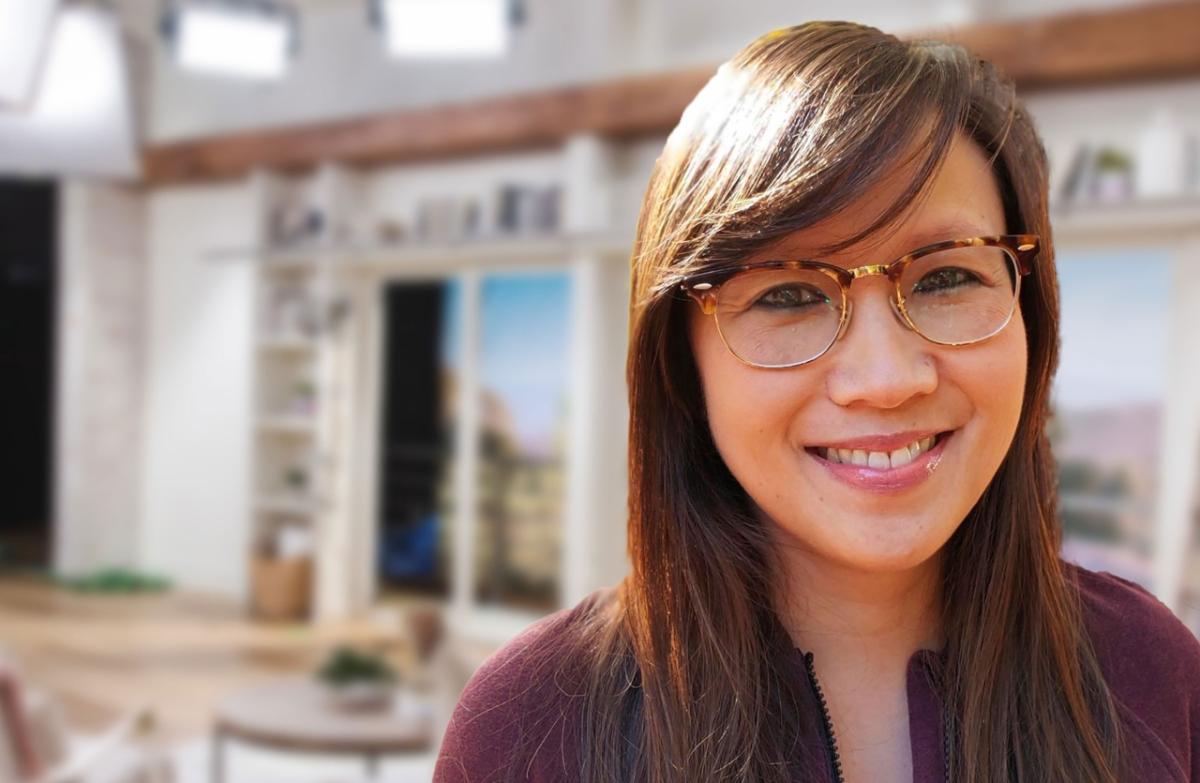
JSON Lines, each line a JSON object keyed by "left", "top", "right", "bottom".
{"left": 940, "top": 0, "right": 1200, "bottom": 90}
{"left": 142, "top": 1, "right": 1200, "bottom": 186}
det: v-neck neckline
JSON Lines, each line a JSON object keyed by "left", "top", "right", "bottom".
{"left": 793, "top": 646, "right": 951, "bottom": 783}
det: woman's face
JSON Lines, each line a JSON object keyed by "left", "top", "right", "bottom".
{"left": 688, "top": 133, "right": 1027, "bottom": 574}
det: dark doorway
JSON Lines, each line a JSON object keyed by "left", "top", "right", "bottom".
{"left": 377, "top": 280, "right": 457, "bottom": 597}
{"left": 0, "top": 180, "right": 57, "bottom": 570}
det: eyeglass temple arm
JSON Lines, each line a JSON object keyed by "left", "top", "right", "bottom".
{"left": 1011, "top": 234, "right": 1040, "bottom": 275}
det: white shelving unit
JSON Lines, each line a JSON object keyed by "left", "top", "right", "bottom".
{"left": 243, "top": 139, "right": 635, "bottom": 632}
{"left": 246, "top": 165, "right": 358, "bottom": 618}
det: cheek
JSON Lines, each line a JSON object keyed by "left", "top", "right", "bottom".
{"left": 689, "top": 313, "right": 813, "bottom": 474}
{"left": 958, "top": 310, "right": 1028, "bottom": 465}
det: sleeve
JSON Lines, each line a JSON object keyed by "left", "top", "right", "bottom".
{"left": 1077, "top": 567, "right": 1200, "bottom": 781}
{"left": 432, "top": 605, "right": 591, "bottom": 783}
{"left": 432, "top": 644, "right": 528, "bottom": 783}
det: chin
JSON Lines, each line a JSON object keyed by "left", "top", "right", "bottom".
{"left": 838, "top": 547, "right": 942, "bottom": 574}
{"left": 767, "top": 508, "right": 951, "bottom": 574}
{"left": 819, "top": 519, "right": 951, "bottom": 574}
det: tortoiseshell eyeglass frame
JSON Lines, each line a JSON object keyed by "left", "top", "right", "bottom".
{"left": 679, "top": 234, "right": 1041, "bottom": 369}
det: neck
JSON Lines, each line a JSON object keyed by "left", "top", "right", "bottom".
{"left": 771, "top": 536, "right": 946, "bottom": 670}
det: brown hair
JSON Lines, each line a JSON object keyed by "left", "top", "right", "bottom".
{"left": 572, "top": 20, "right": 1123, "bottom": 782}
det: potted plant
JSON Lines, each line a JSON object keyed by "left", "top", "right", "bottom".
{"left": 291, "top": 379, "right": 316, "bottom": 415}
{"left": 1089, "top": 146, "right": 1133, "bottom": 203}
{"left": 315, "top": 646, "right": 397, "bottom": 712}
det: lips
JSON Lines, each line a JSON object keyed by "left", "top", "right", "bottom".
{"left": 804, "top": 429, "right": 957, "bottom": 493}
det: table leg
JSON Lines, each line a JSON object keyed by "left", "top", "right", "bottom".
{"left": 210, "top": 728, "right": 226, "bottom": 783}
{"left": 365, "top": 752, "right": 380, "bottom": 778}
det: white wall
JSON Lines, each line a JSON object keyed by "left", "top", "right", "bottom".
{"left": 149, "top": 0, "right": 622, "bottom": 142}
{"left": 140, "top": 183, "right": 256, "bottom": 600}
{"left": 143, "top": 0, "right": 1157, "bottom": 144}
{"left": 55, "top": 181, "right": 147, "bottom": 575}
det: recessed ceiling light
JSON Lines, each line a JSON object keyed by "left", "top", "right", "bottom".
{"left": 375, "top": 0, "right": 512, "bottom": 58}
{"left": 162, "top": 1, "right": 297, "bottom": 80}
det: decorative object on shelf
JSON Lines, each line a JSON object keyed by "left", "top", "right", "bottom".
{"left": 315, "top": 646, "right": 397, "bottom": 713}
{"left": 375, "top": 217, "right": 408, "bottom": 245}
{"left": 414, "top": 195, "right": 484, "bottom": 243}
{"left": 275, "top": 525, "right": 314, "bottom": 560}
{"left": 1089, "top": 147, "right": 1133, "bottom": 204}
{"left": 291, "top": 379, "right": 316, "bottom": 415}
{"left": 265, "top": 277, "right": 350, "bottom": 339}
{"left": 1136, "top": 108, "right": 1192, "bottom": 199}
{"left": 250, "top": 526, "right": 313, "bottom": 620}
{"left": 283, "top": 464, "right": 309, "bottom": 494}
{"left": 266, "top": 280, "right": 316, "bottom": 338}
{"left": 496, "top": 183, "right": 560, "bottom": 235}
{"left": 269, "top": 198, "right": 326, "bottom": 248}
{"left": 309, "top": 291, "right": 352, "bottom": 337}
{"left": 1055, "top": 142, "right": 1092, "bottom": 209}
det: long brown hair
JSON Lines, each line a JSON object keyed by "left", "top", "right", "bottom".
{"left": 573, "top": 21, "right": 1124, "bottom": 782}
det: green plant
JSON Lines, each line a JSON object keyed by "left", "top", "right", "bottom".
{"left": 56, "top": 568, "right": 171, "bottom": 593}
{"left": 1094, "top": 147, "right": 1132, "bottom": 172}
{"left": 283, "top": 466, "right": 308, "bottom": 490}
{"left": 315, "top": 646, "right": 396, "bottom": 686}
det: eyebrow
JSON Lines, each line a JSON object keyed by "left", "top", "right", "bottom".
{"left": 808, "top": 219, "right": 995, "bottom": 266}
{"left": 901, "top": 219, "right": 995, "bottom": 249}
{"left": 741, "top": 219, "right": 998, "bottom": 272}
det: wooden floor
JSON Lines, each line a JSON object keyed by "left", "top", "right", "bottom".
{"left": 0, "top": 576, "right": 408, "bottom": 745}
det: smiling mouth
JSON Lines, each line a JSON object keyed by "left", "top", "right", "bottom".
{"left": 804, "top": 431, "right": 955, "bottom": 470}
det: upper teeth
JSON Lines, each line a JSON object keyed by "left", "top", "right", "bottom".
{"left": 821, "top": 436, "right": 936, "bottom": 468}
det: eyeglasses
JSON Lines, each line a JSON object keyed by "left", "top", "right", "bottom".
{"left": 680, "top": 234, "right": 1039, "bottom": 369}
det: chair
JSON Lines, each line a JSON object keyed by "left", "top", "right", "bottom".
{"left": 0, "top": 655, "right": 173, "bottom": 783}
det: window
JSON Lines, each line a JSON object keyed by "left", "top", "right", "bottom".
{"left": 375, "top": 270, "right": 572, "bottom": 614}
{"left": 1052, "top": 249, "right": 1170, "bottom": 588}
{"left": 473, "top": 272, "right": 570, "bottom": 611}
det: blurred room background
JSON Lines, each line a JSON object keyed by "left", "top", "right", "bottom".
{"left": 1, "top": 0, "right": 1198, "bottom": 780}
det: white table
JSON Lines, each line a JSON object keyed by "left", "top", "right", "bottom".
{"left": 210, "top": 679, "right": 433, "bottom": 782}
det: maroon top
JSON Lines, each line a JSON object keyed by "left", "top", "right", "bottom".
{"left": 434, "top": 562, "right": 1200, "bottom": 781}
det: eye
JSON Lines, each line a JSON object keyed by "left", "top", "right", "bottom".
{"left": 752, "top": 284, "right": 830, "bottom": 309}
{"left": 748, "top": 283, "right": 835, "bottom": 309}
{"left": 912, "top": 266, "right": 982, "bottom": 294}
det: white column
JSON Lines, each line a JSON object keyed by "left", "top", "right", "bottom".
{"left": 1153, "top": 239, "right": 1200, "bottom": 611}
{"left": 563, "top": 134, "right": 616, "bottom": 236}
{"left": 562, "top": 249, "right": 632, "bottom": 606}
{"left": 55, "top": 181, "right": 147, "bottom": 575}
{"left": 452, "top": 270, "right": 482, "bottom": 617}
{"left": 350, "top": 276, "right": 385, "bottom": 612}
{"left": 563, "top": 253, "right": 603, "bottom": 606}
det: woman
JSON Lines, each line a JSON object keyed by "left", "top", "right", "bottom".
{"left": 433, "top": 21, "right": 1200, "bottom": 783}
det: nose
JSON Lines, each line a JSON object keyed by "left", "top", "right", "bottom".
{"left": 824, "top": 278, "right": 938, "bottom": 409}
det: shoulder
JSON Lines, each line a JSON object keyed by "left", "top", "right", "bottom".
{"left": 1064, "top": 560, "right": 1200, "bottom": 683}
{"left": 1062, "top": 560, "right": 1200, "bottom": 780}
{"left": 433, "top": 588, "right": 616, "bottom": 783}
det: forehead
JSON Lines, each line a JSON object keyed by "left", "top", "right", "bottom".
{"left": 753, "top": 133, "right": 1007, "bottom": 264}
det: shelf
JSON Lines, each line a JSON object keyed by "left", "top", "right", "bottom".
{"left": 346, "top": 234, "right": 631, "bottom": 269}
{"left": 258, "top": 337, "right": 317, "bottom": 354}
{"left": 217, "top": 232, "right": 633, "bottom": 270}
{"left": 257, "top": 416, "right": 317, "bottom": 435}
{"left": 1051, "top": 195, "right": 1200, "bottom": 245}
{"left": 256, "top": 494, "right": 320, "bottom": 516}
